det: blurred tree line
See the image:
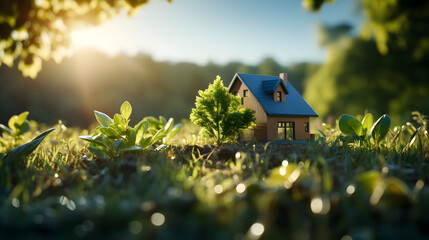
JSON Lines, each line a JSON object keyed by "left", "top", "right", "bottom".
{"left": 303, "top": 0, "right": 429, "bottom": 120}
{"left": 1, "top": 0, "right": 428, "bottom": 126}
{"left": 0, "top": 48, "right": 317, "bottom": 126}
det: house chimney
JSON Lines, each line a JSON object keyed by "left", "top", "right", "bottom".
{"left": 279, "top": 73, "right": 287, "bottom": 86}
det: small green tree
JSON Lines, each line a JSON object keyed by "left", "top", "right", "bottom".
{"left": 190, "top": 75, "right": 255, "bottom": 145}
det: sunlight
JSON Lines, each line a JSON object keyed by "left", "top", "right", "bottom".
{"left": 70, "top": 21, "right": 139, "bottom": 56}
{"left": 70, "top": 28, "right": 111, "bottom": 53}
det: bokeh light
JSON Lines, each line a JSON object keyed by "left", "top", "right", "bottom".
{"left": 11, "top": 198, "right": 20, "bottom": 208}
{"left": 310, "top": 197, "right": 323, "bottom": 214}
{"left": 151, "top": 212, "right": 165, "bottom": 226}
{"left": 214, "top": 184, "right": 224, "bottom": 194}
{"left": 282, "top": 160, "right": 289, "bottom": 167}
{"left": 279, "top": 167, "right": 286, "bottom": 176}
{"left": 346, "top": 185, "right": 355, "bottom": 195}
{"left": 236, "top": 183, "right": 246, "bottom": 193}
{"left": 250, "top": 222, "right": 265, "bottom": 237}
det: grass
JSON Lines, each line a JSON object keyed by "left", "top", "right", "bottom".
{"left": 0, "top": 113, "right": 428, "bottom": 240}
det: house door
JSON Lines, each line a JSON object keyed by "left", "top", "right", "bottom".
{"left": 277, "top": 121, "right": 295, "bottom": 140}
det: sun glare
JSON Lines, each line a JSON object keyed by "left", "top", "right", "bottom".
{"left": 70, "top": 23, "right": 138, "bottom": 56}
{"left": 71, "top": 28, "right": 108, "bottom": 52}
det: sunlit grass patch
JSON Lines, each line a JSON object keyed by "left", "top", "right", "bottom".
{"left": 0, "top": 111, "right": 428, "bottom": 239}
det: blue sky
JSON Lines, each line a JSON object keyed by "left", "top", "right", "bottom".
{"left": 71, "top": 0, "right": 362, "bottom": 65}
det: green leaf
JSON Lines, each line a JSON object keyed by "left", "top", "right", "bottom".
{"left": 7, "top": 112, "right": 30, "bottom": 135}
{"left": 15, "top": 112, "right": 29, "bottom": 125}
{"left": 146, "top": 129, "right": 158, "bottom": 135}
{"left": 356, "top": 170, "right": 381, "bottom": 194}
{"left": 88, "top": 146, "right": 109, "bottom": 159}
{"left": 126, "top": 128, "right": 136, "bottom": 147}
{"left": 120, "top": 101, "right": 132, "bottom": 120}
{"left": 166, "top": 126, "right": 181, "bottom": 142}
{"left": 151, "top": 129, "right": 166, "bottom": 144}
{"left": 140, "top": 137, "right": 152, "bottom": 149}
{"left": 113, "top": 114, "right": 127, "bottom": 130}
{"left": 16, "top": 120, "right": 30, "bottom": 135}
{"left": 361, "top": 113, "right": 373, "bottom": 135}
{"left": 0, "top": 137, "right": 7, "bottom": 147}
{"left": 0, "top": 124, "right": 12, "bottom": 135}
{"left": 99, "top": 127, "right": 121, "bottom": 139}
{"left": 78, "top": 135, "right": 94, "bottom": 142}
{"left": 159, "top": 116, "right": 167, "bottom": 126}
{"left": 117, "top": 146, "right": 143, "bottom": 155}
{"left": 79, "top": 135, "right": 109, "bottom": 149}
{"left": 164, "top": 118, "right": 174, "bottom": 133}
{"left": 408, "top": 126, "right": 421, "bottom": 147}
{"left": 4, "top": 128, "right": 55, "bottom": 164}
{"left": 8, "top": 116, "right": 18, "bottom": 133}
{"left": 114, "top": 139, "right": 125, "bottom": 150}
{"left": 371, "top": 114, "right": 391, "bottom": 143}
{"left": 134, "top": 120, "right": 148, "bottom": 144}
{"left": 144, "top": 116, "right": 160, "bottom": 128}
{"left": 384, "top": 177, "right": 410, "bottom": 196}
{"left": 339, "top": 114, "right": 363, "bottom": 136}
{"left": 94, "top": 110, "right": 113, "bottom": 127}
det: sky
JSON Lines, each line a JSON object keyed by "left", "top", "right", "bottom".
{"left": 71, "top": 0, "right": 362, "bottom": 66}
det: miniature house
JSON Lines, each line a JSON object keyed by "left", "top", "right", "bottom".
{"left": 228, "top": 73, "right": 318, "bottom": 141}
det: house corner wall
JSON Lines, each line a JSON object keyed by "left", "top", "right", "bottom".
{"left": 230, "top": 77, "right": 268, "bottom": 141}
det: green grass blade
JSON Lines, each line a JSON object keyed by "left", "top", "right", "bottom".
{"left": 408, "top": 127, "right": 421, "bottom": 147}
{"left": 0, "top": 124, "right": 12, "bottom": 135}
{"left": 79, "top": 135, "right": 109, "bottom": 149}
{"left": 4, "top": 128, "right": 55, "bottom": 164}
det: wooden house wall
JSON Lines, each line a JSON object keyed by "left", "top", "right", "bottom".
{"left": 266, "top": 116, "right": 310, "bottom": 140}
{"left": 273, "top": 84, "right": 286, "bottom": 102}
{"left": 229, "top": 77, "right": 267, "bottom": 125}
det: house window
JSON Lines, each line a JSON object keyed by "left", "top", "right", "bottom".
{"left": 276, "top": 91, "right": 282, "bottom": 102}
{"left": 243, "top": 89, "right": 248, "bottom": 97}
{"left": 305, "top": 122, "right": 309, "bottom": 132}
{"left": 277, "top": 121, "right": 295, "bottom": 140}
{"left": 241, "top": 97, "right": 244, "bottom": 105}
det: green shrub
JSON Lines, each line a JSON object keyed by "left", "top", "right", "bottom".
{"left": 0, "top": 112, "right": 32, "bottom": 149}
{"left": 143, "top": 116, "right": 182, "bottom": 144}
{"left": 190, "top": 76, "right": 255, "bottom": 145}
{"left": 79, "top": 101, "right": 179, "bottom": 159}
{"left": 339, "top": 113, "right": 391, "bottom": 145}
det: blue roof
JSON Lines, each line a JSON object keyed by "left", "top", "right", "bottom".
{"left": 229, "top": 73, "right": 318, "bottom": 117}
{"left": 262, "top": 79, "right": 288, "bottom": 94}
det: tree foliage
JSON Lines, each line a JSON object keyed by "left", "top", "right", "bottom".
{"left": 303, "top": 0, "right": 429, "bottom": 119}
{"left": 303, "top": 0, "right": 429, "bottom": 57}
{"left": 0, "top": 0, "right": 171, "bottom": 78}
{"left": 190, "top": 76, "right": 255, "bottom": 145}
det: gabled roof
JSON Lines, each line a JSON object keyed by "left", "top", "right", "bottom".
{"left": 262, "top": 79, "right": 288, "bottom": 94}
{"left": 228, "top": 73, "right": 318, "bottom": 117}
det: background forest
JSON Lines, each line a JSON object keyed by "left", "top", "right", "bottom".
{"left": 0, "top": 49, "right": 319, "bottom": 126}
{"left": 1, "top": 0, "right": 429, "bottom": 128}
